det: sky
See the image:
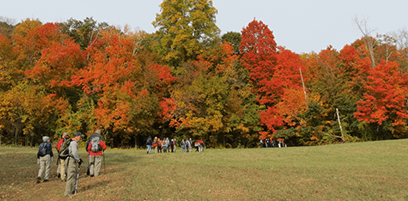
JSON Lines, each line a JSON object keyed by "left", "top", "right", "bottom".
{"left": 1, "top": 0, "right": 408, "bottom": 54}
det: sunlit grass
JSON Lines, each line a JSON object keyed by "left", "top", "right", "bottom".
{"left": 1, "top": 139, "right": 408, "bottom": 200}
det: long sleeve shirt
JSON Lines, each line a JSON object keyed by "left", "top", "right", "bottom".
{"left": 68, "top": 140, "right": 80, "bottom": 162}
{"left": 87, "top": 140, "right": 107, "bottom": 156}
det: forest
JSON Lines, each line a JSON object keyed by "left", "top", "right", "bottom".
{"left": 0, "top": 0, "right": 408, "bottom": 148}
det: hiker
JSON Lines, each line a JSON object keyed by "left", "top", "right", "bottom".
{"left": 153, "top": 137, "right": 158, "bottom": 153}
{"left": 188, "top": 138, "right": 193, "bottom": 152}
{"left": 170, "top": 139, "right": 174, "bottom": 152}
{"left": 157, "top": 137, "right": 162, "bottom": 153}
{"left": 198, "top": 139, "right": 204, "bottom": 152}
{"left": 260, "top": 139, "right": 263, "bottom": 148}
{"left": 64, "top": 132, "right": 84, "bottom": 197}
{"left": 185, "top": 138, "right": 190, "bottom": 152}
{"left": 173, "top": 138, "right": 177, "bottom": 152}
{"left": 86, "top": 129, "right": 104, "bottom": 175}
{"left": 162, "top": 137, "right": 168, "bottom": 153}
{"left": 146, "top": 136, "right": 152, "bottom": 154}
{"left": 195, "top": 140, "right": 200, "bottom": 152}
{"left": 56, "top": 132, "right": 70, "bottom": 181}
{"left": 87, "top": 132, "right": 107, "bottom": 177}
{"left": 272, "top": 139, "right": 277, "bottom": 147}
{"left": 180, "top": 139, "right": 186, "bottom": 152}
{"left": 37, "top": 136, "right": 54, "bottom": 183}
{"left": 166, "top": 138, "right": 171, "bottom": 153}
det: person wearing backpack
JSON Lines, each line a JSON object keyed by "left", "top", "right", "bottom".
{"left": 170, "top": 139, "right": 174, "bottom": 153}
{"left": 87, "top": 133, "right": 107, "bottom": 177}
{"left": 166, "top": 138, "right": 170, "bottom": 153}
{"left": 162, "top": 137, "right": 168, "bottom": 153}
{"left": 37, "top": 136, "right": 54, "bottom": 183}
{"left": 64, "top": 132, "right": 84, "bottom": 197}
{"left": 86, "top": 129, "right": 104, "bottom": 175}
{"left": 180, "top": 139, "right": 186, "bottom": 152}
{"left": 56, "top": 132, "right": 70, "bottom": 181}
{"left": 152, "top": 137, "right": 158, "bottom": 153}
{"left": 146, "top": 136, "right": 152, "bottom": 154}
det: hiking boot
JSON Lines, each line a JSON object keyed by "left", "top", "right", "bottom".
{"left": 36, "top": 177, "right": 41, "bottom": 183}
{"left": 43, "top": 179, "right": 48, "bottom": 182}
{"left": 90, "top": 174, "right": 94, "bottom": 177}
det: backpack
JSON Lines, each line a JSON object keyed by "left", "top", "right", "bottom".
{"left": 59, "top": 138, "right": 72, "bottom": 159}
{"left": 38, "top": 143, "right": 48, "bottom": 156}
{"left": 162, "top": 140, "right": 167, "bottom": 146}
{"left": 91, "top": 136, "right": 102, "bottom": 152}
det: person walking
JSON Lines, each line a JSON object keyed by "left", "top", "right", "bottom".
{"left": 188, "top": 138, "right": 193, "bottom": 152}
{"left": 162, "top": 137, "right": 168, "bottom": 153}
{"left": 170, "top": 139, "right": 174, "bottom": 153}
{"left": 87, "top": 133, "right": 107, "bottom": 177}
{"left": 158, "top": 138, "right": 162, "bottom": 153}
{"left": 146, "top": 136, "right": 152, "bottom": 154}
{"left": 173, "top": 138, "right": 177, "bottom": 152}
{"left": 37, "top": 136, "right": 54, "bottom": 183}
{"left": 152, "top": 137, "right": 158, "bottom": 153}
{"left": 166, "top": 138, "right": 170, "bottom": 153}
{"left": 56, "top": 132, "right": 70, "bottom": 181}
{"left": 180, "top": 139, "right": 186, "bottom": 153}
{"left": 198, "top": 139, "right": 204, "bottom": 152}
{"left": 64, "top": 132, "right": 84, "bottom": 197}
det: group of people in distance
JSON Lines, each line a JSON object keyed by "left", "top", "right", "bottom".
{"left": 36, "top": 129, "right": 107, "bottom": 198}
{"left": 260, "top": 138, "right": 287, "bottom": 148}
{"left": 146, "top": 137, "right": 204, "bottom": 154}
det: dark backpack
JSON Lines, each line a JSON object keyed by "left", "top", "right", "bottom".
{"left": 91, "top": 136, "right": 102, "bottom": 152}
{"left": 38, "top": 143, "right": 48, "bottom": 156}
{"left": 59, "top": 138, "right": 72, "bottom": 159}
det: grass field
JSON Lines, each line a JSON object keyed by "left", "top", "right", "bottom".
{"left": 1, "top": 139, "right": 408, "bottom": 200}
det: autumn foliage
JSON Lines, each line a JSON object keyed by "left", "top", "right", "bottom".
{"left": 1, "top": 3, "right": 408, "bottom": 147}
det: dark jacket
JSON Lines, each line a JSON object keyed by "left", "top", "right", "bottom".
{"left": 146, "top": 138, "right": 152, "bottom": 146}
{"left": 37, "top": 142, "right": 54, "bottom": 158}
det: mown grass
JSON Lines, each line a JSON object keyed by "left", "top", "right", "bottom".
{"left": 1, "top": 139, "right": 408, "bottom": 200}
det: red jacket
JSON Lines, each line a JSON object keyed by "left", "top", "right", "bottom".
{"left": 87, "top": 140, "right": 107, "bottom": 156}
{"left": 56, "top": 136, "right": 70, "bottom": 151}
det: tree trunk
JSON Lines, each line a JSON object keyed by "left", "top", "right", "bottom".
{"left": 14, "top": 126, "right": 18, "bottom": 146}
{"left": 135, "top": 137, "right": 138, "bottom": 149}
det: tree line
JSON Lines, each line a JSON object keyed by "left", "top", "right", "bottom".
{"left": 1, "top": 0, "right": 408, "bottom": 148}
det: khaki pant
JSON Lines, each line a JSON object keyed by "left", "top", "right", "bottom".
{"left": 89, "top": 155, "right": 103, "bottom": 177}
{"left": 59, "top": 159, "right": 67, "bottom": 180}
{"left": 38, "top": 155, "right": 51, "bottom": 180}
{"left": 155, "top": 146, "right": 158, "bottom": 153}
{"left": 64, "top": 158, "right": 78, "bottom": 196}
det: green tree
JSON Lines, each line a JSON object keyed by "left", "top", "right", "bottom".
{"left": 152, "top": 0, "right": 220, "bottom": 66}
{"left": 221, "top": 31, "right": 241, "bottom": 54}
{"left": 59, "top": 17, "right": 110, "bottom": 51}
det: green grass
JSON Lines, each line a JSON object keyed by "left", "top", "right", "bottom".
{"left": 1, "top": 140, "right": 408, "bottom": 200}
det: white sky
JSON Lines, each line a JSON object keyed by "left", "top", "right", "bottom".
{"left": 1, "top": 0, "right": 408, "bottom": 54}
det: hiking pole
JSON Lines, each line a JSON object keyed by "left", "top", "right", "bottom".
{"left": 74, "top": 159, "right": 83, "bottom": 196}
